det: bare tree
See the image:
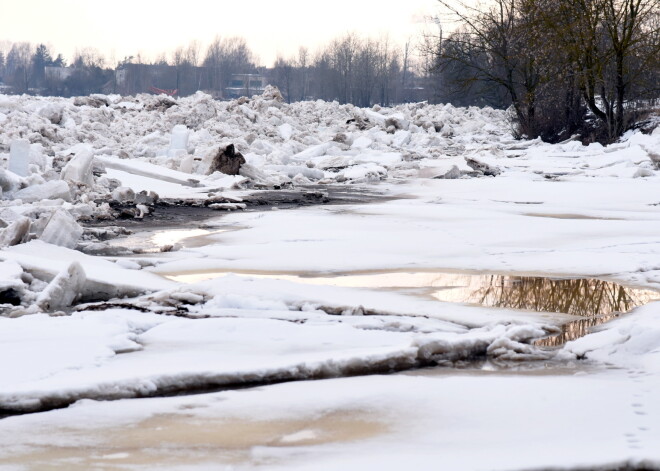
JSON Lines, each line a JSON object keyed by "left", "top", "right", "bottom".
{"left": 547, "top": 0, "right": 660, "bottom": 138}
{"left": 203, "top": 36, "right": 256, "bottom": 96}
{"left": 273, "top": 55, "right": 295, "bottom": 103}
{"left": 73, "top": 47, "right": 106, "bottom": 68}
{"left": 435, "top": 0, "right": 659, "bottom": 141}
{"left": 297, "top": 47, "right": 310, "bottom": 100}
{"left": 7, "top": 42, "right": 34, "bottom": 93}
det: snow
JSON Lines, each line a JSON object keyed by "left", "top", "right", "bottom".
{"left": 0, "top": 89, "right": 660, "bottom": 470}
{"left": 565, "top": 301, "right": 660, "bottom": 373}
{"left": 0, "top": 372, "right": 657, "bottom": 470}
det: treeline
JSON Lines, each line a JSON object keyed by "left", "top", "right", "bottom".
{"left": 271, "top": 34, "right": 424, "bottom": 106}
{"left": 0, "top": 42, "right": 111, "bottom": 96}
{"left": 432, "top": 0, "right": 660, "bottom": 143}
{"left": 0, "top": 35, "right": 431, "bottom": 106}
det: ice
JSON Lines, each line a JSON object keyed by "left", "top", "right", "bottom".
{"left": 39, "top": 210, "right": 83, "bottom": 249}
{"left": 37, "top": 103, "right": 63, "bottom": 124}
{"left": 338, "top": 163, "right": 386, "bottom": 182}
{"left": 13, "top": 180, "right": 72, "bottom": 203}
{"left": 264, "top": 164, "right": 324, "bottom": 180}
{"left": 7, "top": 139, "right": 30, "bottom": 177}
{"left": 352, "top": 136, "right": 373, "bottom": 149}
{"left": 564, "top": 302, "right": 660, "bottom": 373}
{"left": 110, "top": 186, "right": 135, "bottom": 203}
{"left": 0, "top": 305, "right": 553, "bottom": 411}
{"left": 36, "top": 261, "right": 87, "bottom": 312}
{"left": 168, "top": 124, "right": 190, "bottom": 157}
{"left": 0, "top": 217, "right": 31, "bottom": 247}
{"left": 178, "top": 154, "right": 194, "bottom": 173}
{"left": 278, "top": 122, "right": 293, "bottom": 140}
{"left": 60, "top": 146, "right": 94, "bottom": 185}
{"left": 392, "top": 130, "right": 412, "bottom": 147}
{"left": 0, "top": 260, "right": 24, "bottom": 294}
{"left": 0, "top": 168, "right": 22, "bottom": 193}
{"left": 1, "top": 241, "right": 176, "bottom": 299}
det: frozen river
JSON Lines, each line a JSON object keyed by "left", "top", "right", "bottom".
{"left": 1, "top": 91, "right": 660, "bottom": 470}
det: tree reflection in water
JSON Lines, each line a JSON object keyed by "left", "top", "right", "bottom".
{"left": 467, "top": 277, "right": 648, "bottom": 316}
{"left": 432, "top": 276, "right": 660, "bottom": 347}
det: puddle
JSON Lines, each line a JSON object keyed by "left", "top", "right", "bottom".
{"left": 525, "top": 212, "right": 622, "bottom": 220}
{"left": 535, "top": 313, "right": 622, "bottom": 347}
{"left": 150, "top": 228, "right": 215, "bottom": 248}
{"left": 108, "top": 228, "right": 228, "bottom": 253}
{"left": 163, "top": 270, "right": 660, "bottom": 345}
{"left": 2, "top": 411, "right": 385, "bottom": 469}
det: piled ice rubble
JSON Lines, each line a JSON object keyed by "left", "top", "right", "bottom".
{"left": 0, "top": 87, "right": 511, "bottom": 189}
{"left": 0, "top": 88, "right": 514, "bottom": 255}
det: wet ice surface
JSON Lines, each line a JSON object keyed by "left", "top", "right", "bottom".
{"left": 166, "top": 269, "right": 659, "bottom": 316}
{"left": 165, "top": 269, "right": 660, "bottom": 346}
{"left": 1, "top": 371, "right": 659, "bottom": 471}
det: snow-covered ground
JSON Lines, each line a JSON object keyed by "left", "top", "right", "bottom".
{"left": 1, "top": 89, "right": 660, "bottom": 470}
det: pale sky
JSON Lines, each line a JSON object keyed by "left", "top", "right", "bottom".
{"left": 2, "top": 0, "right": 442, "bottom": 67}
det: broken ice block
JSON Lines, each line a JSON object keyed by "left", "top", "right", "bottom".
{"left": 8, "top": 139, "right": 30, "bottom": 177}
{"left": 61, "top": 148, "right": 94, "bottom": 185}
{"left": 0, "top": 168, "right": 21, "bottom": 193}
{"left": 14, "top": 180, "right": 72, "bottom": 203}
{"left": 179, "top": 154, "right": 194, "bottom": 173}
{"left": 170, "top": 125, "right": 190, "bottom": 152}
{"left": 36, "top": 261, "right": 86, "bottom": 311}
{"left": 0, "top": 217, "right": 31, "bottom": 247}
{"left": 278, "top": 123, "right": 293, "bottom": 140}
{"left": 111, "top": 186, "right": 135, "bottom": 203}
{"left": 39, "top": 210, "right": 83, "bottom": 249}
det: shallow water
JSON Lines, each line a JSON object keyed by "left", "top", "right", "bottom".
{"left": 3, "top": 410, "right": 385, "bottom": 470}
{"left": 108, "top": 227, "right": 228, "bottom": 253}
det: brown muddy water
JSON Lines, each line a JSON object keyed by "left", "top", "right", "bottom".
{"left": 163, "top": 269, "right": 660, "bottom": 346}
{"left": 3, "top": 410, "right": 385, "bottom": 470}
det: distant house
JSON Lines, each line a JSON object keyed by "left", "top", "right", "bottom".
{"left": 224, "top": 74, "right": 267, "bottom": 99}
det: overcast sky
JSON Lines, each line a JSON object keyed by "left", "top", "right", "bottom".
{"left": 2, "top": 0, "right": 442, "bottom": 66}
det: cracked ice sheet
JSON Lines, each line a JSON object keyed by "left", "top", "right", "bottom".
{"left": 0, "top": 240, "right": 175, "bottom": 297}
{"left": 0, "top": 368, "right": 658, "bottom": 471}
{"left": 148, "top": 174, "right": 660, "bottom": 289}
{"left": 185, "top": 274, "right": 576, "bottom": 327}
{"left": 0, "top": 305, "right": 554, "bottom": 412}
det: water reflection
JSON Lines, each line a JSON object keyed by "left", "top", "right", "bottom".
{"left": 535, "top": 314, "right": 621, "bottom": 347}
{"left": 428, "top": 275, "right": 659, "bottom": 347}
{"left": 431, "top": 276, "right": 656, "bottom": 316}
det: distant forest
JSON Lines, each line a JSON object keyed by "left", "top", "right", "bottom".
{"left": 1, "top": 0, "right": 658, "bottom": 143}
{"left": 0, "top": 35, "right": 435, "bottom": 107}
